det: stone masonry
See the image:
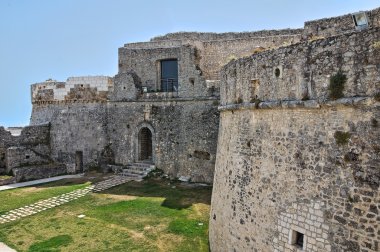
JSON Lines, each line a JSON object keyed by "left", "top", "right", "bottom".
{"left": 210, "top": 7, "right": 380, "bottom": 252}
{"left": 0, "top": 6, "right": 379, "bottom": 251}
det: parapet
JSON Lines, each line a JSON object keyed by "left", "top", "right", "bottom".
{"left": 31, "top": 76, "right": 113, "bottom": 104}
{"left": 303, "top": 7, "right": 380, "bottom": 40}
{"left": 150, "top": 29, "right": 303, "bottom": 42}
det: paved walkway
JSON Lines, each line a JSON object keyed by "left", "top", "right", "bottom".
{"left": 0, "top": 242, "right": 17, "bottom": 252}
{"left": 0, "top": 176, "right": 131, "bottom": 225}
{"left": 0, "top": 174, "right": 84, "bottom": 191}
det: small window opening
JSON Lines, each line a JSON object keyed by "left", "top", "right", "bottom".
{"left": 290, "top": 230, "right": 304, "bottom": 249}
{"left": 189, "top": 78, "right": 195, "bottom": 85}
{"left": 275, "top": 68, "right": 281, "bottom": 78}
{"left": 80, "top": 84, "right": 84, "bottom": 87}
{"left": 25, "top": 155, "right": 30, "bottom": 159}
{"left": 123, "top": 86, "right": 126, "bottom": 90}
{"left": 352, "top": 12, "right": 369, "bottom": 30}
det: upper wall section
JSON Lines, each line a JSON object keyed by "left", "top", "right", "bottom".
{"left": 31, "top": 76, "right": 113, "bottom": 104}
{"left": 220, "top": 26, "right": 380, "bottom": 105}
{"left": 303, "top": 7, "right": 380, "bottom": 40}
{"left": 150, "top": 29, "right": 303, "bottom": 42}
{"left": 117, "top": 30, "right": 303, "bottom": 100}
{"left": 116, "top": 44, "right": 211, "bottom": 99}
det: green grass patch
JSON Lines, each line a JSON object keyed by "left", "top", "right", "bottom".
{"left": 28, "top": 235, "right": 73, "bottom": 252}
{"left": 168, "top": 219, "right": 207, "bottom": 237}
{"left": 0, "top": 178, "right": 212, "bottom": 252}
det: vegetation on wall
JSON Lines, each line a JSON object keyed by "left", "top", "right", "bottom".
{"left": 374, "top": 92, "right": 380, "bottom": 102}
{"left": 328, "top": 71, "right": 347, "bottom": 100}
{"left": 334, "top": 131, "right": 351, "bottom": 145}
{"left": 236, "top": 97, "right": 243, "bottom": 104}
{"left": 372, "top": 41, "right": 380, "bottom": 50}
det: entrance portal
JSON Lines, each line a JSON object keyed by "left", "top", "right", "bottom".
{"left": 138, "top": 127, "right": 153, "bottom": 161}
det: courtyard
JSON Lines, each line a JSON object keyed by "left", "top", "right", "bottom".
{"left": 0, "top": 174, "right": 211, "bottom": 252}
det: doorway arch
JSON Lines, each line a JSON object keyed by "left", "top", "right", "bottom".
{"left": 138, "top": 127, "right": 153, "bottom": 161}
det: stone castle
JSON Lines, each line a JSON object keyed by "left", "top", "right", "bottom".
{"left": 1, "top": 7, "right": 379, "bottom": 252}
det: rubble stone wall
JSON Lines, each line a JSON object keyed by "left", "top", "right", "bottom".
{"left": 107, "top": 99, "right": 219, "bottom": 183}
{"left": 210, "top": 24, "right": 380, "bottom": 252}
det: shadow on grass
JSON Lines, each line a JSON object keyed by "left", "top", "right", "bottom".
{"left": 99, "top": 178, "right": 212, "bottom": 210}
{"left": 28, "top": 235, "right": 73, "bottom": 252}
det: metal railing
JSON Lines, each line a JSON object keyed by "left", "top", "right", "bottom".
{"left": 160, "top": 78, "right": 178, "bottom": 94}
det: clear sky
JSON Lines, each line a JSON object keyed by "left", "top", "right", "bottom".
{"left": 0, "top": 0, "right": 378, "bottom": 127}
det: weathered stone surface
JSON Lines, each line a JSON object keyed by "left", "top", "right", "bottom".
{"left": 13, "top": 164, "right": 67, "bottom": 182}
{"left": 210, "top": 7, "right": 380, "bottom": 252}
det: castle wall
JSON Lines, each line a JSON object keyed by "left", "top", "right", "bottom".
{"left": 30, "top": 102, "right": 108, "bottom": 170}
{"left": 201, "top": 35, "right": 301, "bottom": 80}
{"left": 108, "top": 99, "right": 219, "bottom": 183}
{"left": 118, "top": 45, "right": 210, "bottom": 98}
{"left": 151, "top": 29, "right": 303, "bottom": 42}
{"left": 210, "top": 24, "right": 380, "bottom": 251}
{"left": 31, "top": 76, "right": 113, "bottom": 102}
{"left": 221, "top": 27, "right": 380, "bottom": 105}
{"left": 303, "top": 7, "right": 380, "bottom": 40}
{"left": 210, "top": 105, "right": 379, "bottom": 252}
{"left": 0, "top": 124, "right": 53, "bottom": 177}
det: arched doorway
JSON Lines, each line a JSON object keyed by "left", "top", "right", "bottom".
{"left": 138, "top": 127, "right": 153, "bottom": 162}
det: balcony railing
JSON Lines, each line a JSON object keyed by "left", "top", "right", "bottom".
{"left": 160, "top": 78, "right": 178, "bottom": 93}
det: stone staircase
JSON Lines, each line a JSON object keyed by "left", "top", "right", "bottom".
{"left": 119, "top": 162, "right": 155, "bottom": 181}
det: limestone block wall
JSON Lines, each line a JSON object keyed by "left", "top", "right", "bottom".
{"left": 31, "top": 76, "right": 113, "bottom": 103}
{"left": 210, "top": 104, "right": 379, "bottom": 252}
{"left": 118, "top": 44, "right": 209, "bottom": 98}
{"left": 107, "top": 99, "right": 219, "bottom": 183}
{"left": 30, "top": 102, "right": 108, "bottom": 170}
{"left": 221, "top": 27, "right": 380, "bottom": 105}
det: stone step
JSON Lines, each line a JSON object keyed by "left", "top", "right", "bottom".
{"left": 127, "top": 163, "right": 155, "bottom": 169}
{"left": 120, "top": 171, "right": 143, "bottom": 178}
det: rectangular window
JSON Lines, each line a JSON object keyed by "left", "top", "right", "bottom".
{"left": 161, "top": 59, "right": 178, "bottom": 92}
{"left": 352, "top": 12, "right": 369, "bottom": 30}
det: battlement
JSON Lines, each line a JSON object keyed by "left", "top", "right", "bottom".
{"left": 31, "top": 76, "right": 113, "bottom": 103}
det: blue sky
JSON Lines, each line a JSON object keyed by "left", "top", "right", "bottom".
{"left": 0, "top": 0, "right": 378, "bottom": 127}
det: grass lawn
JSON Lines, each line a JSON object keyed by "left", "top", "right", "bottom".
{"left": 0, "top": 178, "right": 212, "bottom": 252}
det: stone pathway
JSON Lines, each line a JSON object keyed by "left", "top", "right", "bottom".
{"left": 0, "top": 174, "right": 84, "bottom": 191}
{"left": 0, "top": 176, "right": 132, "bottom": 225}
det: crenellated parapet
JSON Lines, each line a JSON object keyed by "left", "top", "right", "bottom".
{"left": 31, "top": 76, "right": 113, "bottom": 104}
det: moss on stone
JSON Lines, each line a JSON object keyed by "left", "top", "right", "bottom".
{"left": 334, "top": 131, "right": 351, "bottom": 145}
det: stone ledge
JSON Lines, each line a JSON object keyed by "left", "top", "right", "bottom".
{"left": 112, "top": 96, "right": 220, "bottom": 103}
{"left": 218, "top": 97, "right": 376, "bottom": 111}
